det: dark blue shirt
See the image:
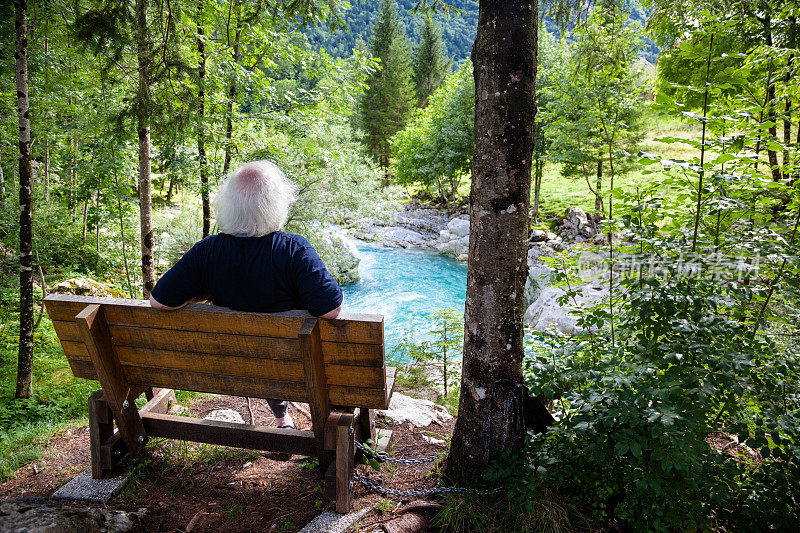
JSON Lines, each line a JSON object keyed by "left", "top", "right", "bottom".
{"left": 151, "top": 232, "right": 343, "bottom": 317}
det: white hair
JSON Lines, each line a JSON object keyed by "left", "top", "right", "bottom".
{"left": 213, "top": 160, "right": 297, "bottom": 237}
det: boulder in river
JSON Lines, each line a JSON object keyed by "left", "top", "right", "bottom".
{"left": 524, "top": 281, "right": 608, "bottom": 335}
{"left": 447, "top": 217, "right": 470, "bottom": 237}
{"left": 379, "top": 227, "right": 428, "bottom": 248}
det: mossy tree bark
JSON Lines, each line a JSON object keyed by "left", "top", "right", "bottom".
{"left": 14, "top": 0, "right": 34, "bottom": 399}
{"left": 446, "top": 0, "right": 537, "bottom": 481}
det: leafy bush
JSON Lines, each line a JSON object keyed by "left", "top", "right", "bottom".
{"left": 518, "top": 229, "right": 800, "bottom": 531}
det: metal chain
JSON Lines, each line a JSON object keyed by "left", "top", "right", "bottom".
{"left": 352, "top": 440, "right": 502, "bottom": 497}
{"left": 354, "top": 439, "right": 445, "bottom": 465}
{"left": 353, "top": 473, "right": 502, "bottom": 498}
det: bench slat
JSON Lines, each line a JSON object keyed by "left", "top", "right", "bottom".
{"left": 142, "top": 412, "right": 316, "bottom": 456}
{"left": 60, "top": 339, "right": 89, "bottom": 358}
{"left": 45, "top": 295, "right": 383, "bottom": 344}
{"left": 67, "top": 356, "right": 97, "bottom": 380}
{"left": 122, "top": 365, "right": 309, "bottom": 402}
{"left": 321, "top": 342, "right": 384, "bottom": 367}
{"left": 116, "top": 346, "right": 306, "bottom": 382}
{"left": 110, "top": 325, "right": 303, "bottom": 361}
{"left": 329, "top": 367, "right": 396, "bottom": 410}
{"left": 324, "top": 364, "right": 386, "bottom": 388}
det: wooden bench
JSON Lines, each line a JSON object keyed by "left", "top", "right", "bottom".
{"left": 44, "top": 293, "right": 396, "bottom": 513}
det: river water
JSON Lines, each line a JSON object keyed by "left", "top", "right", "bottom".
{"left": 340, "top": 240, "right": 468, "bottom": 354}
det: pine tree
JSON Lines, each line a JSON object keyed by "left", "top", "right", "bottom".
{"left": 412, "top": 14, "right": 449, "bottom": 108}
{"left": 360, "top": 0, "right": 415, "bottom": 177}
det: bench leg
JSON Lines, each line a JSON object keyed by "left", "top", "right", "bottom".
{"left": 335, "top": 414, "right": 355, "bottom": 513}
{"left": 357, "top": 408, "right": 375, "bottom": 443}
{"left": 88, "top": 390, "right": 115, "bottom": 479}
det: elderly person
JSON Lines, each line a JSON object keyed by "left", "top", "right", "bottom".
{"left": 150, "top": 160, "right": 343, "bottom": 430}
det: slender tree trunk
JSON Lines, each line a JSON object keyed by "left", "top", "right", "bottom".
{"left": 95, "top": 188, "right": 100, "bottom": 254}
{"left": 0, "top": 150, "right": 6, "bottom": 203}
{"left": 198, "top": 0, "right": 210, "bottom": 237}
{"left": 136, "top": 0, "right": 155, "bottom": 298}
{"left": 532, "top": 157, "right": 542, "bottom": 221}
{"left": 762, "top": 17, "right": 782, "bottom": 182}
{"left": 223, "top": 10, "right": 242, "bottom": 175}
{"left": 595, "top": 154, "right": 603, "bottom": 212}
{"left": 15, "top": 0, "right": 34, "bottom": 399}
{"left": 43, "top": 138, "right": 50, "bottom": 203}
{"left": 43, "top": 35, "right": 50, "bottom": 203}
{"left": 446, "top": 0, "right": 536, "bottom": 482}
{"left": 81, "top": 199, "right": 88, "bottom": 242}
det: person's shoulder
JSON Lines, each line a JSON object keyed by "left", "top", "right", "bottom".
{"left": 192, "top": 233, "right": 225, "bottom": 250}
{"left": 275, "top": 231, "right": 312, "bottom": 249}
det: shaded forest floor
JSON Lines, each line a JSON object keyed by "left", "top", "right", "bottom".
{"left": 0, "top": 394, "right": 453, "bottom": 532}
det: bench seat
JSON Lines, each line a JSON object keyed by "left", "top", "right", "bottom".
{"left": 44, "top": 293, "right": 396, "bottom": 513}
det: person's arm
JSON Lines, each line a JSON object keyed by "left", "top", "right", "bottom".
{"left": 320, "top": 303, "right": 342, "bottom": 320}
{"left": 149, "top": 294, "right": 209, "bottom": 310}
{"left": 149, "top": 242, "right": 209, "bottom": 310}
{"left": 292, "top": 237, "right": 344, "bottom": 319}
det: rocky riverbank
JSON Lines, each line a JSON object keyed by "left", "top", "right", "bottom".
{"left": 346, "top": 202, "right": 614, "bottom": 336}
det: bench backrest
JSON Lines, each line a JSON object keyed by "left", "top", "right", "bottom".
{"left": 44, "top": 294, "right": 392, "bottom": 409}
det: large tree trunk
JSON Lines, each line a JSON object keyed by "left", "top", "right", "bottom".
{"left": 15, "top": 0, "right": 34, "bottom": 399}
{"left": 136, "top": 0, "right": 155, "bottom": 298}
{"left": 197, "top": 0, "right": 210, "bottom": 237}
{"left": 222, "top": 10, "right": 242, "bottom": 175}
{"left": 446, "top": 0, "right": 536, "bottom": 482}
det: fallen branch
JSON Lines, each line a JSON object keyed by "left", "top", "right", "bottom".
{"left": 290, "top": 401, "right": 312, "bottom": 419}
{"left": 184, "top": 509, "right": 206, "bottom": 532}
{"left": 374, "top": 500, "right": 441, "bottom": 533}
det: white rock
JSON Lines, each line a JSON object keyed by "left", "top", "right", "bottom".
{"left": 436, "top": 234, "right": 469, "bottom": 257}
{"left": 204, "top": 409, "right": 245, "bottom": 424}
{"left": 422, "top": 435, "right": 446, "bottom": 445}
{"left": 378, "top": 392, "right": 453, "bottom": 427}
{"left": 524, "top": 284, "right": 608, "bottom": 335}
{"left": 447, "top": 217, "right": 470, "bottom": 237}
{"left": 529, "top": 229, "right": 547, "bottom": 242}
{"left": 379, "top": 227, "right": 427, "bottom": 247}
{"left": 298, "top": 509, "right": 370, "bottom": 533}
{"left": 524, "top": 265, "right": 552, "bottom": 307}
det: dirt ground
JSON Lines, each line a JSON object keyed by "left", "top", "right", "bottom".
{"left": 0, "top": 395, "right": 454, "bottom": 532}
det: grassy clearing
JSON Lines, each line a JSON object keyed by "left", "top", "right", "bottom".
{"left": 535, "top": 110, "right": 703, "bottom": 223}
{"left": 0, "top": 303, "right": 97, "bottom": 480}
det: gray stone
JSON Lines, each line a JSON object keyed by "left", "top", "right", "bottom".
{"left": 379, "top": 227, "right": 427, "bottom": 248}
{"left": 378, "top": 392, "right": 452, "bottom": 427}
{"left": 524, "top": 265, "right": 552, "bottom": 307}
{"left": 298, "top": 508, "right": 370, "bottom": 533}
{"left": 447, "top": 217, "right": 470, "bottom": 237}
{"left": 557, "top": 206, "right": 599, "bottom": 242}
{"left": 524, "top": 283, "right": 609, "bottom": 335}
{"left": 436, "top": 234, "right": 469, "bottom": 257}
{"left": 529, "top": 229, "right": 547, "bottom": 242}
{"left": 204, "top": 409, "right": 245, "bottom": 424}
{"left": 52, "top": 469, "right": 130, "bottom": 504}
{"left": 0, "top": 498, "right": 144, "bottom": 532}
